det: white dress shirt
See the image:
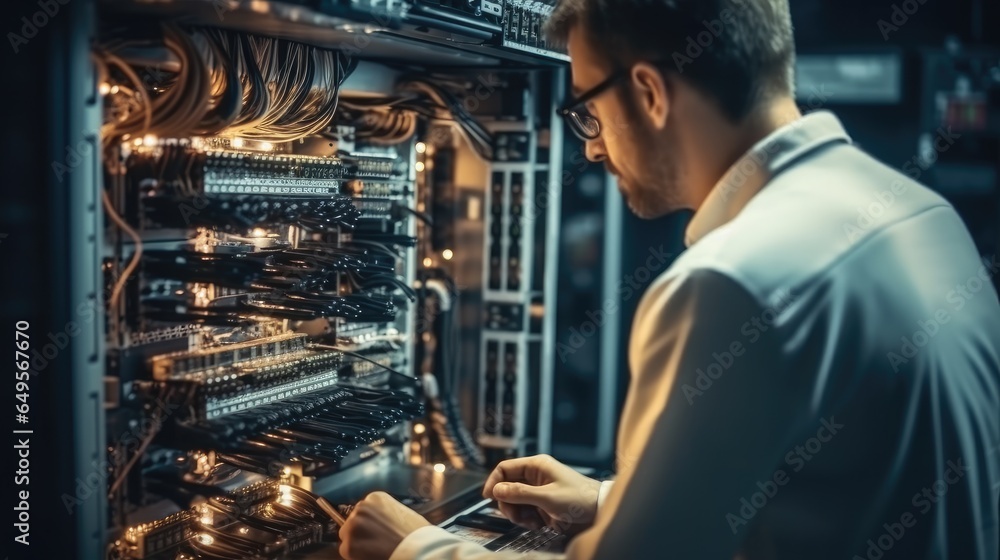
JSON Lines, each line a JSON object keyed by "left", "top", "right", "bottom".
{"left": 391, "top": 111, "right": 1000, "bottom": 559}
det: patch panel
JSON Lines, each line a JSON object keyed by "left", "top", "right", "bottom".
{"left": 339, "top": 151, "right": 408, "bottom": 179}
{"left": 482, "top": 167, "right": 534, "bottom": 298}
{"left": 125, "top": 146, "right": 346, "bottom": 198}
{"left": 149, "top": 333, "right": 310, "bottom": 380}
{"left": 343, "top": 179, "right": 410, "bottom": 198}
{"left": 488, "top": 172, "right": 505, "bottom": 291}
{"left": 494, "top": 132, "right": 531, "bottom": 162}
{"left": 484, "top": 339, "right": 499, "bottom": 436}
{"left": 508, "top": 172, "right": 525, "bottom": 291}
{"left": 501, "top": 342, "right": 518, "bottom": 437}
{"left": 355, "top": 198, "right": 396, "bottom": 220}
{"left": 501, "top": 0, "right": 569, "bottom": 61}
{"left": 485, "top": 302, "right": 524, "bottom": 331}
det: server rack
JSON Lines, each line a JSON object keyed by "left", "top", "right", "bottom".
{"left": 6, "top": 1, "right": 579, "bottom": 557}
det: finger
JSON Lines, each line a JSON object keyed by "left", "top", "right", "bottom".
{"left": 514, "top": 508, "right": 545, "bottom": 530}
{"left": 366, "top": 490, "right": 392, "bottom": 503}
{"left": 497, "top": 502, "right": 544, "bottom": 530}
{"left": 339, "top": 533, "right": 351, "bottom": 559}
{"left": 492, "top": 482, "right": 552, "bottom": 508}
{"left": 482, "top": 456, "right": 551, "bottom": 498}
{"left": 538, "top": 509, "right": 555, "bottom": 529}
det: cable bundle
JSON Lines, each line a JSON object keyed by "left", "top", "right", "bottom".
{"left": 141, "top": 247, "right": 413, "bottom": 324}
{"left": 421, "top": 276, "right": 486, "bottom": 469}
{"left": 338, "top": 76, "right": 494, "bottom": 159}
{"left": 169, "top": 385, "right": 423, "bottom": 467}
{"left": 335, "top": 104, "right": 418, "bottom": 145}
{"left": 95, "top": 25, "right": 355, "bottom": 142}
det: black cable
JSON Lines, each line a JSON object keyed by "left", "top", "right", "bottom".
{"left": 396, "top": 204, "right": 434, "bottom": 226}
{"left": 314, "top": 345, "right": 418, "bottom": 387}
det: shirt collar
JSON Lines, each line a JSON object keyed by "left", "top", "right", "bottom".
{"left": 684, "top": 110, "right": 852, "bottom": 247}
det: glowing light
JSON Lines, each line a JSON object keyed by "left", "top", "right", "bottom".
{"left": 251, "top": 228, "right": 268, "bottom": 238}
{"left": 231, "top": 137, "right": 245, "bottom": 149}
{"left": 239, "top": 527, "right": 249, "bottom": 535}
{"left": 414, "top": 161, "right": 425, "bottom": 172}
{"left": 196, "top": 534, "right": 214, "bottom": 545}
{"left": 278, "top": 484, "right": 293, "bottom": 505}
{"left": 110, "top": 84, "right": 120, "bottom": 95}
{"left": 433, "top": 463, "right": 446, "bottom": 473}
{"left": 133, "top": 138, "right": 143, "bottom": 147}
{"left": 422, "top": 257, "right": 433, "bottom": 267}
{"left": 259, "top": 141, "right": 274, "bottom": 151}
{"left": 283, "top": 467, "right": 292, "bottom": 476}
{"left": 442, "top": 249, "right": 454, "bottom": 260}
{"left": 200, "top": 515, "right": 213, "bottom": 525}
{"left": 142, "top": 134, "right": 158, "bottom": 147}
{"left": 99, "top": 82, "right": 111, "bottom": 95}
{"left": 415, "top": 142, "right": 426, "bottom": 154}
{"left": 413, "top": 423, "right": 426, "bottom": 434}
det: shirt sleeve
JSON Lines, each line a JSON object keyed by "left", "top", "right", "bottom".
{"left": 391, "top": 268, "right": 806, "bottom": 560}
{"left": 562, "top": 268, "right": 808, "bottom": 559}
{"left": 596, "top": 480, "right": 614, "bottom": 511}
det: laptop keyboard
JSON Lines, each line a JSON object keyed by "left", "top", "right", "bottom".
{"left": 493, "top": 526, "right": 562, "bottom": 552}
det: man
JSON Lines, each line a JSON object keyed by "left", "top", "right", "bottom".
{"left": 339, "top": 0, "right": 1000, "bottom": 558}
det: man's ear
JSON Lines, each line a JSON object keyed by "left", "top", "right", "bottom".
{"left": 630, "top": 63, "right": 670, "bottom": 129}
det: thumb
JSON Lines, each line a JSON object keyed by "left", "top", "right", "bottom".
{"left": 492, "top": 482, "right": 551, "bottom": 507}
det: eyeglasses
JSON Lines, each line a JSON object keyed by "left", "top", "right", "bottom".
{"left": 557, "top": 61, "right": 673, "bottom": 141}
{"left": 558, "top": 68, "right": 631, "bottom": 141}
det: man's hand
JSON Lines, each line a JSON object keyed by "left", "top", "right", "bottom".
{"left": 482, "top": 454, "right": 602, "bottom": 535}
{"left": 339, "top": 491, "right": 431, "bottom": 560}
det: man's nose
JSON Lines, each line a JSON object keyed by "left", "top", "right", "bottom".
{"left": 584, "top": 137, "right": 607, "bottom": 163}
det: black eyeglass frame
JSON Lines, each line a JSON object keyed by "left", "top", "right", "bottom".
{"left": 557, "top": 68, "right": 630, "bottom": 141}
{"left": 557, "top": 61, "right": 674, "bottom": 141}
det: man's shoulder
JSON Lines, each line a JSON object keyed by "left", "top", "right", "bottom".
{"left": 676, "top": 144, "right": 960, "bottom": 303}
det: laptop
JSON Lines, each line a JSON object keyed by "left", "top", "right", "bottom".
{"left": 438, "top": 500, "right": 567, "bottom": 553}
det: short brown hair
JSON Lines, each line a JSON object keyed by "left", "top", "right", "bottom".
{"left": 545, "top": 0, "right": 796, "bottom": 121}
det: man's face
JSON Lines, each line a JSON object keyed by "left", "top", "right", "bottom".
{"left": 566, "top": 26, "right": 683, "bottom": 219}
